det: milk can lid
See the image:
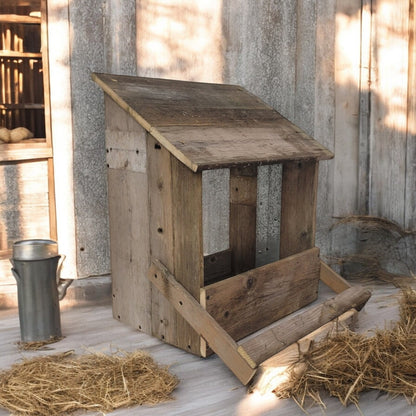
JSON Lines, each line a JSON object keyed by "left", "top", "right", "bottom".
{"left": 12, "top": 239, "right": 58, "bottom": 260}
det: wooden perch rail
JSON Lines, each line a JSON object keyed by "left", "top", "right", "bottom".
{"left": 239, "top": 285, "right": 371, "bottom": 366}
{"left": 148, "top": 258, "right": 371, "bottom": 385}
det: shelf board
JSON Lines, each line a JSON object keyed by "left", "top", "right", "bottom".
{"left": 0, "top": 14, "right": 41, "bottom": 24}
{"left": 0, "top": 140, "right": 52, "bottom": 162}
{"left": 0, "top": 51, "right": 42, "bottom": 59}
{"left": 0, "top": 103, "right": 44, "bottom": 110}
{"left": 0, "top": 249, "right": 12, "bottom": 261}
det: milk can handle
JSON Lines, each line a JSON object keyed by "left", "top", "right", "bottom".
{"left": 11, "top": 267, "right": 21, "bottom": 284}
{"left": 56, "top": 255, "right": 73, "bottom": 301}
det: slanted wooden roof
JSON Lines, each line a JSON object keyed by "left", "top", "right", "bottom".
{"left": 93, "top": 73, "right": 333, "bottom": 172}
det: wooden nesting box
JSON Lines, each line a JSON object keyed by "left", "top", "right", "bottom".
{"left": 93, "top": 73, "right": 370, "bottom": 384}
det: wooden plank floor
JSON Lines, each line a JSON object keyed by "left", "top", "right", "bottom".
{"left": 0, "top": 282, "right": 414, "bottom": 416}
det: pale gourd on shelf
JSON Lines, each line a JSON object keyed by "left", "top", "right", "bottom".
{"left": 0, "top": 127, "right": 34, "bottom": 143}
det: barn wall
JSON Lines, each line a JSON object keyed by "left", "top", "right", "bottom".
{"left": 3, "top": 0, "right": 413, "bottom": 305}
{"left": 46, "top": 0, "right": 416, "bottom": 284}
{"left": 133, "top": 0, "right": 416, "bottom": 278}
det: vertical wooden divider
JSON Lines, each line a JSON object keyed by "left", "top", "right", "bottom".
{"left": 229, "top": 166, "right": 257, "bottom": 274}
{"left": 147, "top": 136, "right": 177, "bottom": 346}
{"left": 148, "top": 136, "right": 203, "bottom": 356}
{"left": 171, "top": 155, "right": 204, "bottom": 355}
{"left": 280, "top": 159, "right": 319, "bottom": 258}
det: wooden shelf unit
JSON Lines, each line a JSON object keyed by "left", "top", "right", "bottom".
{"left": 0, "top": 1, "right": 46, "bottom": 142}
{"left": 0, "top": 0, "right": 56, "bottom": 256}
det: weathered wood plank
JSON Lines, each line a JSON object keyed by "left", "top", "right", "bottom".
{"left": 204, "top": 249, "right": 232, "bottom": 285}
{"left": 106, "top": 98, "right": 152, "bottom": 333}
{"left": 0, "top": 160, "right": 50, "bottom": 271}
{"left": 229, "top": 166, "right": 257, "bottom": 275}
{"left": 171, "top": 155, "right": 204, "bottom": 355}
{"left": 280, "top": 159, "right": 319, "bottom": 258}
{"left": 251, "top": 309, "right": 358, "bottom": 394}
{"left": 334, "top": 0, "right": 361, "bottom": 217}
{"left": 202, "top": 169, "right": 229, "bottom": 255}
{"left": 255, "top": 164, "right": 281, "bottom": 267}
{"left": 294, "top": 0, "right": 316, "bottom": 135}
{"left": 369, "top": 0, "right": 409, "bottom": 225}
{"left": 405, "top": 0, "right": 416, "bottom": 230}
{"left": 92, "top": 73, "right": 333, "bottom": 172}
{"left": 314, "top": 0, "right": 336, "bottom": 256}
{"left": 154, "top": 125, "right": 333, "bottom": 172}
{"left": 148, "top": 259, "right": 257, "bottom": 385}
{"left": 320, "top": 260, "right": 351, "bottom": 293}
{"left": 108, "top": 168, "right": 152, "bottom": 333}
{"left": 146, "top": 135, "right": 177, "bottom": 345}
{"left": 0, "top": 144, "right": 52, "bottom": 161}
{"left": 239, "top": 285, "right": 371, "bottom": 366}
{"left": 205, "top": 248, "right": 320, "bottom": 342}
{"left": 358, "top": 0, "right": 372, "bottom": 214}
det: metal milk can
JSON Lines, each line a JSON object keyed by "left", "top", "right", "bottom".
{"left": 10, "top": 239, "right": 73, "bottom": 342}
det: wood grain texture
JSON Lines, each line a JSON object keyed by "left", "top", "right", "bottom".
{"left": 148, "top": 259, "right": 256, "bottom": 385}
{"left": 146, "top": 135, "right": 177, "bottom": 346}
{"left": 171, "top": 155, "right": 204, "bottom": 355}
{"left": 107, "top": 168, "right": 152, "bottom": 333}
{"left": 358, "top": 0, "right": 372, "bottom": 214}
{"left": 229, "top": 166, "right": 257, "bottom": 274}
{"left": 369, "top": 0, "right": 409, "bottom": 225}
{"left": 320, "top": 260, "right": 351, "bottom": 293}
{"left": 314, "top": 0, "right": 336, "bottom": 257}
{"left": 92, "top": 73, "right": 333, "bottom": 172}
{"left": 105, "top": 98, "right": 152, "bottom": 332}
{"left": 252, "top": 309, "right": 358, "bottom": 394}
{"left": 205, "top": 248, "right": 320, "bottom": 342}
{"left": 240, "top": 285, "right": 371, "bottom": 366}
{"left": 204, "top": 249, "right": 232, "bottom": 285}
{"left": 280, "top": 159, "right": 319, "bottom": 258}
{"left": 202, "top": 169, "right": 229, "bottom": 255}
{"left": 255, "top": 164, "right": 281, "bottom": 267}
{"left": 334, "top": 0, "right": 361, "bottom": 217}
{"left": 406, "top": 0, "right": 416, "bottom": 230}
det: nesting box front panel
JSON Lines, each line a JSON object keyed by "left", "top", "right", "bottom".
{"left": 203, "top": 247, "right": 320, "bottom": 341}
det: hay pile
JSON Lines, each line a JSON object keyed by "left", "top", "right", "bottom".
{"left": 274, "top": 289, "right": 416, "bottom": 408}
{"left": 0, "top": 350, "right": 178, "bottom": 415}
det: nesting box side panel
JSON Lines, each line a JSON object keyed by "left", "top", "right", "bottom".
{"left": 147, "top": 138, "right": 204, "bottom": 356}
{"left": 171, "top": 155, "right": 204, "bottom": 355}
{"left": 146, "top": 135, "right": 177, "bottom": 345}
{"left": 280, "top": 159, "right": 319, "bottom": 258}
{"left": 105, "top": 96, "right": 152, "bottom": 333}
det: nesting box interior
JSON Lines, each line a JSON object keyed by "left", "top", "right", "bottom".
{"left": 93, "top": 73, "right": 370, "bottom": 384}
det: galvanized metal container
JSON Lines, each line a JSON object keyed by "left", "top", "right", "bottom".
{"left": 10, "top": 239, "right": 72, "bottom": 342}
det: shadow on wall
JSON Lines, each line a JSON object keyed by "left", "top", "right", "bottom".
{"left": 133, "top": 0, "right": 416, "bottom": 272}
{"left": 328, "top": 215, "right": 416, "bottom": 286}
{"left": 136, "top": 0, "right": 224, "bottom": 83}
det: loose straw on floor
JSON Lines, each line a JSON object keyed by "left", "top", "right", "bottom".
{"left": 274, "top": 289, "right": 416, "bottom": 409}
{"left": 0, "top": 349, "right": 179, "bottom": 415}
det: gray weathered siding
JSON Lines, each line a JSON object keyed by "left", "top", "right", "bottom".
{"left": 2, "top": 0, "right": 414, "bottom": 304}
